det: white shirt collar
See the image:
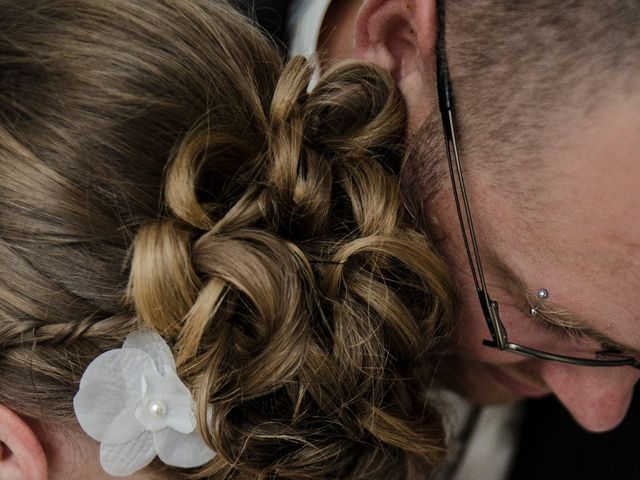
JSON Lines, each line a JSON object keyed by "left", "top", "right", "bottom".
{"left": 432, "top": 389, "right": 523, "bottom": 480}
{"left": 287, "top": 0, "right": 333, "bottom": 59}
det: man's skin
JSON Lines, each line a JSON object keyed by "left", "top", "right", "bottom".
{"left": 319, "top": 0, "right": 640, "bottom": 432}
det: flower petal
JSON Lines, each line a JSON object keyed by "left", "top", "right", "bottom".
{"left": 136, "top": 368, "right": 195, "bottom": 433}
{"left": 153, "top": 427, "right": 216, "bottom": 468}
{"left": 100, "top": 430, "right": 156, "bottom": 477}
{"left": 101, "top": 400, "right": 146, "bottom": 444}
{"left": 73, "top": 348, "right": 153, "bottom": 442}
{"left": 159, "top": 369, "right": 196, "bottom": 433}
{"left": 123, "top": 329, "right": 176, "bottom": 375}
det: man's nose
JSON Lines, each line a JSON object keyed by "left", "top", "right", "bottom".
{"left": 540, "top": 362, "right": 640, "bottom": 432}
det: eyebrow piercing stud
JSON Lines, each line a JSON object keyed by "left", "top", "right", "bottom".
{"left": 529, "top": 288, "right": 549, "bottom": 316}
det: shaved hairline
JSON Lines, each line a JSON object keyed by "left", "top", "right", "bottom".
{"left": 407, "top": 0, "right": 640, "bottom": 210}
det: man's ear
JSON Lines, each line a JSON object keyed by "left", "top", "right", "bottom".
{"left": 353, "top": 0, "right": 438, "bottom": 128}
{"left": 0, "top": 405, "right": 47, "bottom": 480}
{"left": 354, "top": 0, "right": 437, "bottom": 81}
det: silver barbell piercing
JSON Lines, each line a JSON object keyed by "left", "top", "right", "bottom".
{"left": 529, "top": 289, "right": 549, "bottom": 316}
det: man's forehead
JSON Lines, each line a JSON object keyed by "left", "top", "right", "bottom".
{"left": 479, "top": 95, "right": 640, "bottom": 338}
{"left": 474, "top": 96, "right": 640, "bottom": 254}
{"left": 547, "top": 95, "right": 640, "bottom": 184}
{"left": 540, "top": 98, "right": 640, "bottom": 251}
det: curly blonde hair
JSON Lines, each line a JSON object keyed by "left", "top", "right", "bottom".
{"left": 0, "top": 0, "right": 457, "bottom": 478}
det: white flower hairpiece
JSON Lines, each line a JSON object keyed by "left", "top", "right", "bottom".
{"left": 73, "top": 329, "right": 215, "bottom": 476}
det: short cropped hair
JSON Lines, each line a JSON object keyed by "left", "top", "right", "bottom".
{"left": 410, "top": 0, "right": 640, "bottom": 203}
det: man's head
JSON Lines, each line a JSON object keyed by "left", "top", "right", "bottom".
{"left": 330, "top": 0, "right": 640, "bottom": 431}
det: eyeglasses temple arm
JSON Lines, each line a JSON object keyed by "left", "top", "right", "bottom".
{"left": 437, "top": 2, "right": 506, "bottom": 349}
{"left": 436, "top": 35, "right": 493, "bottom": 309}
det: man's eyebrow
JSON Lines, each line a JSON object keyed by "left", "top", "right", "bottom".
{"left": 490, "top": 255, "right": 640, "bottom": 355}
{"left": 530, "top": 301, "right": 634, "bottom": 353}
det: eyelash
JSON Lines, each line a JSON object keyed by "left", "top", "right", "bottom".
{"left": 530, "top": 310, "right": 631, "bottom": 357}
{"left": 529, "top": 310, "right": 588, "bottom": 342}
{"left": 516, "top": 301, "right": 629, "bottom": 355}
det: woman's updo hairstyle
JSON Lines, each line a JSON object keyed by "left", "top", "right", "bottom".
{"left": 0, "top": 1, "right": 457, "bottom": 478}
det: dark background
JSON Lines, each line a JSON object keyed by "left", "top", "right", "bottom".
{"left": 510, "top": 383, "right": 639, "bottom": 479}
{"left": 232, "top": 0, "right": 289, "bottom": 55}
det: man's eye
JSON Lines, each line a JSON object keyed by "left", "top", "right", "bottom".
{"left": 596, "top": 346, "right": 624, "bottom": 356}
{"left": 531, "top": 314, "right": 587, "bottom": 342}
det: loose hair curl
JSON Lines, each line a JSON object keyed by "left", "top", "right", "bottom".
{"left": 0, "top": 1, "right": 457, "bottom": 479}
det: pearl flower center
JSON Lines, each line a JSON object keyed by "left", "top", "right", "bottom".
{"left": 147, "top": 400, "right": 167, "bottom": 417}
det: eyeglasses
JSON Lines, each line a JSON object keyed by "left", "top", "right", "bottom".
{"left": 435, "top": 4, "right": 640, "bottom": 369}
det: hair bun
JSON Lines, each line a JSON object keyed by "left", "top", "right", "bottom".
{"left": 0, "top": 1, "right": 456, "bottom": 477}
{"left": 305, "top": 63, "right": 406, "bottom": 168}
{"left": 126, "top": 53, "right": 456, "bottom": 478}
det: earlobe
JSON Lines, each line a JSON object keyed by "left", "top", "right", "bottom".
{"left": 353, "top": 0, "right": 438, "bottom": 82}
{"left": 0, "top": 405, "right": 47, "bottom": 480}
